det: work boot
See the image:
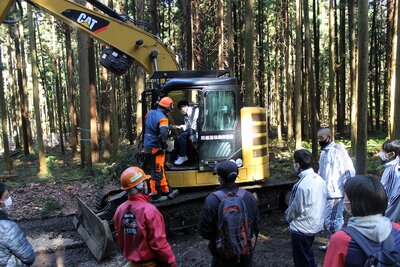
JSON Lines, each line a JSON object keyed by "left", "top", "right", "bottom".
{"left": 174, "top": 156, "right": 188, "bottom": 165}
{"left": 165, "top": 189, "right": 179, "bottom": 199}
{"left": 150, "top": 195, "right": 168, "bottom": 203}
{"left": 149, "top": 193, "right": 168, "bottom": 202}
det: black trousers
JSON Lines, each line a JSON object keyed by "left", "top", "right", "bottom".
{"left": 290, "top": 231, "right": 316, "bottom": 267}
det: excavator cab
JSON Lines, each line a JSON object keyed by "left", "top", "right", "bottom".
{"left": 143, "top": 71, "right": 243, "bottom": 176}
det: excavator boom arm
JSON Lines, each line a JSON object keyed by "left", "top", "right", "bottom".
{"left": 0, "top": 0, "right": 178, "bottom": 75}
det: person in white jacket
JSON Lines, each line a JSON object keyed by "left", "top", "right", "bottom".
{"left": 383, "top": 154, "right": 400, "bottom": 222}
{"left": 380, "top": 140, "right": 400, "bottom": 198}
{"left": 172, "top": 100, "right": 199, "bottom": 165}
{"left": 317, "top": 127, "right": 355, "bottom": 251}
{"left": 285, "top": 149, "right": 327, "bottom": 267}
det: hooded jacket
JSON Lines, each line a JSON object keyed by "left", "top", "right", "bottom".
{"left": 323, "top": 215, "right": 400, "bottom": 267}
{"left": 0, "top": 210, "right": 35, "bottom": 267}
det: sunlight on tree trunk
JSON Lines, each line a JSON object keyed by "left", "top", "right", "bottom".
{"left": 28, "top": 6, "right": 47, "bottom": 174}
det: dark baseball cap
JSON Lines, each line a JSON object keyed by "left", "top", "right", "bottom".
{"left": 213, "top": 160, "right": 239, "bottom": 183}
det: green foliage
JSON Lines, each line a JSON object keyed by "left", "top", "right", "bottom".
{"left": 33, "top": 196, "right": 62, "bottom": 215}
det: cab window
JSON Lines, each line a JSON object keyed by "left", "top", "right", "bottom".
{"left": 202, "top": 91, "right": 235, "bottom": 131}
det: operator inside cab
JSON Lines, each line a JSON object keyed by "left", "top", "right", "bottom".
{"left": 171, "top": 100, "right": 199, "bottom": 165}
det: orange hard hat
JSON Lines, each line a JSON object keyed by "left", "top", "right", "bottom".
{"left": 120, "top": 167, "right": 151, "bottom": 190}
{"left": 158, "top": 96, "right": 174, "bottom": 110}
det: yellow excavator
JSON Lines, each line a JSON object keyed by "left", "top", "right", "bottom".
{"left": 1, "top": 0, "right": 293, "bottom": 261}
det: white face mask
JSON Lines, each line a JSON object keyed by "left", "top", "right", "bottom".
{"left": 1, "top": 196, "right": 12, "bottom": 209}
{"left": 293, "top": 163, "right": 300, "bottom": 173}
{"left": 344, "top": 200, "right": 352, "bottom": 216}
{"left": 380, "top": 151, "right": 387, "bottom": 161}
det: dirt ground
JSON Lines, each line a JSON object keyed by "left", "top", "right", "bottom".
{"left": 2, "top": 180, "right": 330, "bottom": 267}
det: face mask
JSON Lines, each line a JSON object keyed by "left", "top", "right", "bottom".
{"left": 344, "top": 200, "right": 352, "bottom": 216}
{"left": 293, "top": 163, "right": 300, "bottom": 173}
{"left": 319, "top": 138, "right": 330, "bottom": 149}
{"left": 1, "top": 196, "right": 12, "bottom": 209}
{"left": 136, "top": 182, "right": 149, "bottom": 195}
{"left": 380, "top": 151, "right": 387, "bottom": 161}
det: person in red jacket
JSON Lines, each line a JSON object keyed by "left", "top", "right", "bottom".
{"left": 113, "top": 166, "right": 177, "bottom": 267}
{"left": 323, "top": 175, "right": 400, "bottom": 267}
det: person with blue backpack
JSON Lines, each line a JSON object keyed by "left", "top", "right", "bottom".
{"left": 323, "top": 175, "right": 400, "bottom": 267}
{"left": 285, "top": 149, "right": 327, "bottom": 267}
{"left": 198, "top": 160, "right": 260, "bottom": 267}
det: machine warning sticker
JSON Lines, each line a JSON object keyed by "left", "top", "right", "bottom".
{"left": 62, "top": 9, "right": 109, "bottom": 33}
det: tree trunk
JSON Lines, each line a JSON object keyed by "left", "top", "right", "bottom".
{"left": 244, "top": 0, "right": 255, "bottom": 105}
{"left": 7, "top": 28, "right": 20, "bottom": 150}
{"left": 313, "top": 0, "right": 321, "bottom": 122}
{"left": 217, "top": 0, "right": 224, "bottom": 70}
{"left": 77, "top": 25, "right": 93, "bottom": 171}
{"left": 294, "top": 0, "right": 303, "bottom": 149}
{"left": 65, "top": 25, "right": 78, "bottom": 156}
{"left": 135, "top": 0, "right": 145, "bottom": 137}
{"left": 52, "top": 18, "right": 65, "bottom": 155}
{"left": 19, "top": 24, "right": 33, "bottom": 151}
{"left": 385, "top": 0, "right": 395, "bottom": 132}
{"left": 339, "top": 0, "right": 346, "bottom": 135}
{"left": 111, "top": 75, "right": 119, "bottom": 162}
{"left": 285, "top": 0, "right": 293, "bottom": 140}
{"left": 227, "top": 0, "right": 234, "bottom": 76}
{"left": 28, "top": 6, "right": 47, "bottom": 174}
{"left": 328, "top": 0, "right": 335, "bottom": 136}
{"left": 304, "top": 0, "right": 318, "bottom": 158}
{"left": 13, "top": 24, "right": 30, "bottom": 155}
{"left": 356, "top": 0, "right": 369, "bottom": 174}
{"left": 257, "top": 0, "right": 265, "bottom": 106}
{"left": 349, "top": 0, "right": 357, "bottom": 154}
{"left": 88, "top": 38, "right": 99, "bottom": 162}
{"left": 392, "top": 0, "right": 400, "bottom": 139}
{"left": 274, "top": 1, "right": 282, "bottom": 145}
{"left": 0, "top": 46, "right": 12, "bottom": 170}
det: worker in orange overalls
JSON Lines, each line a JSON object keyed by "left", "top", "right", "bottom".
{"left": 144, "top": 96, "right": 178, "bottom": 202}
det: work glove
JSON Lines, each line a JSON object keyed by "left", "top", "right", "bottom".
{"left": 161, "top": 142, "right": 168, "bottom": 150}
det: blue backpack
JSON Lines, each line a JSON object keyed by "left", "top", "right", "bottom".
{"left": 212, "top": 189, "right": 255, "bottom": 260}
{"left": 344, "top": 226, "right": 400, "bottom": 267}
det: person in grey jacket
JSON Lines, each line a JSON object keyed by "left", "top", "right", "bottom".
{"left": 0, "top": 183, "right": 35, "bottom": 266}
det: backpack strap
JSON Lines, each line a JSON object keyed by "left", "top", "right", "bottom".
{"left": 343, "top": 226, "right": 398, "bottom": 262}
{"left": 343, "top": 226, "right": 376, "bottom": 259}
{"left": 212, "top": 190, "right": 228, "bottom": 202}
{"left": 212, "top": 188, "right": 245, "bottom": 202}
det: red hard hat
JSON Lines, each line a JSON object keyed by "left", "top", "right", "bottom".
{"left": 120, "top": 167, "right": 151, "bottom": 190}
{"left": 158, "top": 97, "right": 174, "bottom": 110}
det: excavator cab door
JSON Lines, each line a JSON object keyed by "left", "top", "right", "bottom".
{"left": 198, "top": 85, "right": 241, "bottom": 171}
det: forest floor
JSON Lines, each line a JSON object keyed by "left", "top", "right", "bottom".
{"left": 0, "top": 139, "right": 383, "bottom": 266}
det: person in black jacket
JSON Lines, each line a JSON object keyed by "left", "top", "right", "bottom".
{"left": 198, "top": 160, "right": 260, "bottom": 267}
